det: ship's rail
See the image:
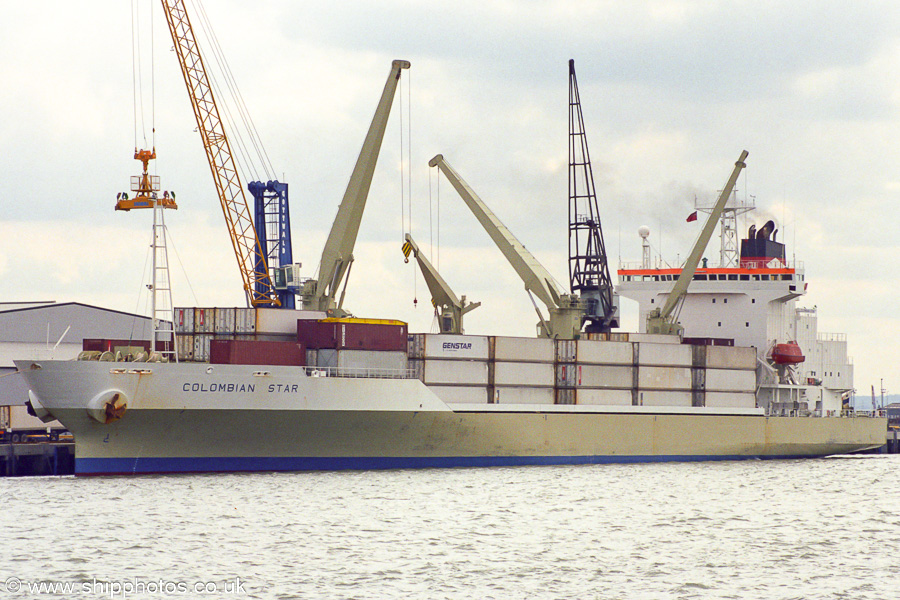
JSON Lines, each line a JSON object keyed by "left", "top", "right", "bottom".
{"left": 304, "top": 366, "right": 415, "bottom": 380}
{"left": 617, "top": 259, "right": 805, "bottom": 272}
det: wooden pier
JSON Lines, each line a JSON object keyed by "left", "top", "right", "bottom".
{"left": 1, "top": 441, "right": 74, "bottom": 476}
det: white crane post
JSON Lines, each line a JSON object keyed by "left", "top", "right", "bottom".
{"left": 305, "top": 59, "right": 410, "bottom": 314}
{"left": 403, "top": 234, "right": 480, "bottom": 334}
{"left": 428, "top": 154, "right": 583, "bottom": 338}
{"left": 648, "top": 150, "right": 748, "bottom": 335}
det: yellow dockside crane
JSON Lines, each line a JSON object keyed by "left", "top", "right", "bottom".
{"left": 159, "top": 0, "right": 279, "bottom": 307}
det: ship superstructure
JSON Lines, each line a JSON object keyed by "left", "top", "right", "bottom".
{"left": 617, "top": 195, "right": 852, "bottom": 417}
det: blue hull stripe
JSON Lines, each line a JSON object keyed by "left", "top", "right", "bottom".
{"left": 75, "top": 453, "right": 820, "bottom": 476}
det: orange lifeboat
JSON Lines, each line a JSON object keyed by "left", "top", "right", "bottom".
{"left": 772, "top": 341, "right": 805, "bottom": 365}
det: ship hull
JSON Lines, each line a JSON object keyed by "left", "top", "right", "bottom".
{"left": 17, "top": 360, "right": 887, "bottom": 476}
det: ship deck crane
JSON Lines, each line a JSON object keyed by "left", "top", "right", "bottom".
{"left": 428, "top": 154, "right": 583, "bottom": 339}
{"left": 402, "top": 234, "right": 480, "bottom": 334}
{"left": 299, "top": 60, "right": 410, "bottom": 317}
{"left": 160, "top": 0, "right": 279, "bottom": 307}
{"left": 646, "top": 150, "right": 748, "bottom": 336}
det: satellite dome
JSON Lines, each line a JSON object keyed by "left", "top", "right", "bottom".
{"left": 638, "top": 226, "right": 650, "bottom": 239}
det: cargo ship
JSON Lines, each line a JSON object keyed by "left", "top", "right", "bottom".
{"left": 16, "top": 216, "right": 886, "bottom": 475}
{"left": 14, "top": 51, "right": 885, "bottom": 474}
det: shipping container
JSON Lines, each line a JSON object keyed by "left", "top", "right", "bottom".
{"left": 493, "top": 386, "right": 554, "bottom": 404}
{"left": 174, "top": 307, "right": 194, "bottom": 333}
{"left": 575, "top": 388, "right": 633, "bottom": 406}
{"left": 703, "top": 345, "right": 758, "bottom": 370}
{"left": 576, "top": 340, "right": 633, "bottom": 365}
{"left": 637, "top": 366, "right": 692, "bottom": 390}
{"left": 636, "top": 390, "right": 693, "bottom": 407}
{"left": 214, "top": 307, "right": 236, "bottom": 334}
{"left": 556, "top": 363, "right": 577, "bottom": 387}
{"left": 493, "top": 362, "right": 554, "bottom": 387}
{"left": 316, "top": 349, "right": 407, "bottom": 372}
{"left": 636, "top": 342, "right": 693, "bottom": 367}
{"left": 609, "top": 332, "right": 629, "bottom": 342}
{"left": 427, "top": 385, "right": 490, "bottom": 404}
{"left": 176, "top": 334, "right": 194, "bottom": 361}
{"left": 555, "top": 339, "right": 576, "bottom": 363}
{"left": 555, "top": 388, "right": 575, "bottom": 404}
{"left": 422, "top": 334, "right": 490, "bottom": 360}
{"left": 209, "top": 339, "right": 306, "bottom": 366}
{"left": 705, "top": 392, "right": 757, "bottom": 409}
{"left": 235, "top": 308, "right": 256, "bottom": 334}
{"left": 574, "top": 365, "right": 634, "bottom": 388}
{"left": 194, "top": 308, "right": 216, "bottom": 333}
{"left": 705, "top": 368, "right": 756, "bottom": 393}
{"left": 413, "top": 359, "right": 489, "bottom": 385}
{"left": 305, "top": 349, "right": 317, "bottom": 368}
{"left": 584, "top": 332, "right": 609, "bottom": 341}
{"left": 298, "top": 319, "right": 407, "bottom": 351}
{"left": 193, "top": 333, "right": 213, "bottom": 363}
{"left": 493, "top": 336, "right": 554, "bottom": 362}
{"left": 258, "top": 308, "right": 327, "bottom": 335}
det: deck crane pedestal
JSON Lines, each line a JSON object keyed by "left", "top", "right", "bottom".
{"left": 298, "top": 60, "right": 410, "bottom": 317}
{"left": 646, "top": 150, "right": 749, "bottom": 336}
{"left": 428, "top": 154, "right": 584, "bottom": 340}
{"left": 402, "top": 234, "right": 480, "bottom": 334}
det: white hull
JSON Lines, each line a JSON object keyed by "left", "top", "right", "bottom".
{"left": 16, "top": 360, "right": 886, "bottom": 475}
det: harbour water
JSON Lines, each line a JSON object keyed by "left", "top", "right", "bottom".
{"left": 2, "top": 455, "right": 898, "bottom": 599}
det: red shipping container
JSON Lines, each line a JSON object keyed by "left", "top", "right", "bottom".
{"left": 297, "top": 319, "right": 407, "bottom": 351}
{"left": 209, "top": 339, "right": 306, "bottom": 366}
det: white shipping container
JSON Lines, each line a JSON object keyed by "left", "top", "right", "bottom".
{"left": 575, "top": 365, "right": 634, "bottom": 388}
{"left": 575, "top": 388, "right": 633, "bottom": 406}
{"left": 493, "top": 362, "right": 554, "bottom": 387}
{"left": 174, "top": 307, "right": 194, "bottom": 333}
{"left": 408, "top": 334, "right": 424, "bottom": 359}
{"left": 555, "top": 339, "right": 576, "bottom": 363}
{"left": 306, "top": 349, "right": 318, "bottom": 367}
{"left": 422, "top": 359, "right": 489, "bottom": 385}
{"left": 336, "top": 350, "right": 408, "bottom": 371}
{"left": 704, "top": 346, "right": 758, "bottom": 370}
{"left": 493, "top": 336, "right": 554, "bottom": 362}
{"left": 423, "top": 334, "right": 490, "bottom": 361}
{"left": 493, "top": 386, "right": 554, "bottom": 404}
{"left": 235, "top": 308, "right": 256, "bottom": 333}
{"left": 214, "top": 307, "right": 236, "bottom": 334}
{"left": 637, "top": 343, "right": 693, "bottom": 367}
{"left": 556, "top": 363, "right": 576, "bottom": 387}
{"left": 256, "top": 308, "right": 327, "bottom": 335}
{"left": 176, "top": 334, "right": 194, "bottom": 361}
{"left": 193, "top": 334, "right": 213, "bottom": 363}
{"left": 427, "top": 385, "right": 489, "bottom": 404}
{"left": 637, "top": 390, "right": 693, "bottom": 407}
{"left": 705, "top": 369, "right": 756, "bottom": 393}
{"left": 576, "top": 340, "right": 633, "bottom": 365}
{"left": 638, "top": 366, "right": 692, "bottom": 390}
{"left": 194, "top": 308, "right": 216, "bottom": 333}
{"left": 705, "top": 392, "right": 757, "bottom": 408}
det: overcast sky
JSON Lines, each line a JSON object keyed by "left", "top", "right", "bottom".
{"left": 2, "top": 0, "right": 898, "bottom": 397}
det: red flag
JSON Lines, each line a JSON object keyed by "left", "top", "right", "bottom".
{"left": 686, "top": 211, "right": 698, "bottom": 222}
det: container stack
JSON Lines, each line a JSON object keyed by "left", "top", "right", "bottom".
{"left": 554, "top": 340, "right": 635, "bottom": 405}
{"left": 408, "top": 334, "right": 491, "bottom": 403}
{"left": 298, "top": 318, "right": 408, "bottom": 376}
{"left": 691, "top": 345, "right": 758, "bottom": 408}
{"left": 491, "top": 337, "right": 555, "bottom": 404}
{"left": 174, "top": 307, "right": 326, "bottom": 363}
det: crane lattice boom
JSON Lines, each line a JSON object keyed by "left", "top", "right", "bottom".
{"left": 160, "top": 0, "right": 279, "bottom": 307}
